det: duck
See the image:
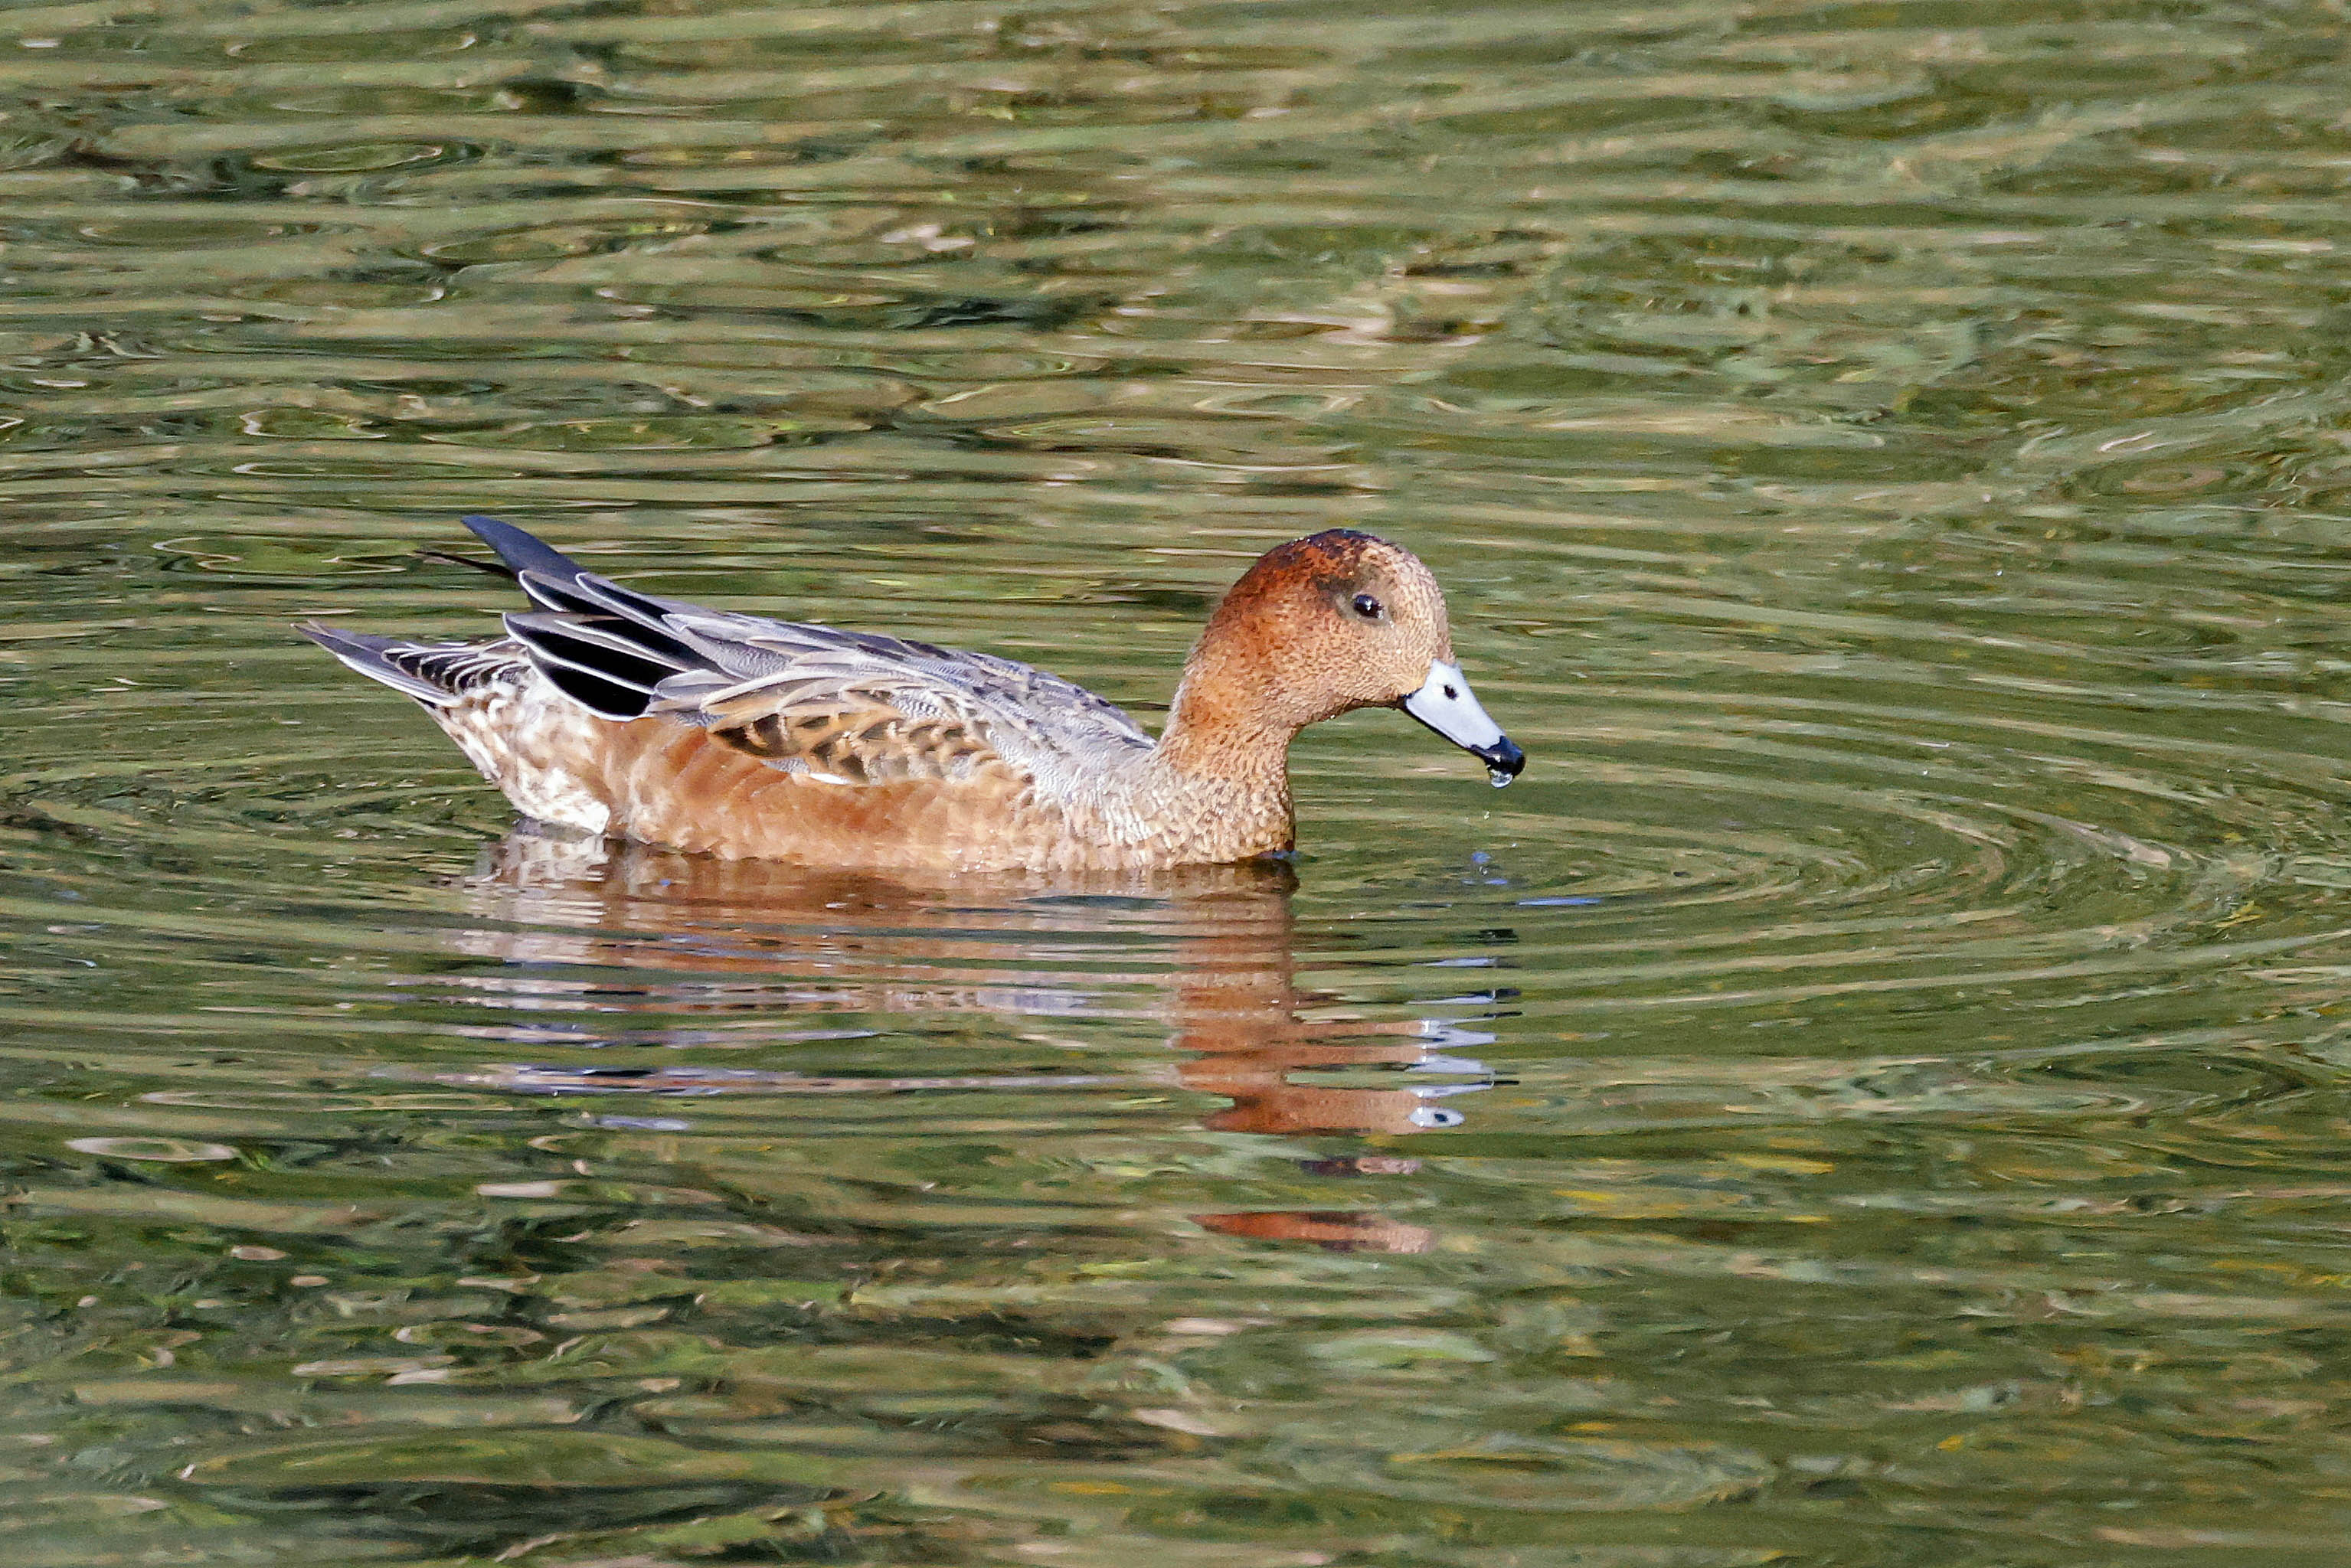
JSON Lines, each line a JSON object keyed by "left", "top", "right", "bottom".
{"left": 299, "top": 516, "right": 1524, "bottom": 874}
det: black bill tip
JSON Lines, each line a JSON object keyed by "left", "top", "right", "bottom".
{"left": 1473, "top": 735, "right": 1525, "bottom": 786}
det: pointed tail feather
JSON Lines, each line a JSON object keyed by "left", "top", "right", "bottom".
{"left": 297, "top": 622, "right": 515, "bottom": 707}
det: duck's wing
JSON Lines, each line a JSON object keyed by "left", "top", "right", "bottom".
{"left": 649, "top": 620, "right": 1156, "bottom": 787}
{"left": 460, "top": 515, "right": 1155, "bottom": 789}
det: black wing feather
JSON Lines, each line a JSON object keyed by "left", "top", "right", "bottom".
{"left": 460, "top": 516, "right": 708, "bottom": 718}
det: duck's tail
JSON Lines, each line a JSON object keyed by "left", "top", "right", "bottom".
{"left": 302, "top": 515, "right": 708, "bottom": 720}
{"left": 296, "top": 622, "right": 519, "bottom": 707}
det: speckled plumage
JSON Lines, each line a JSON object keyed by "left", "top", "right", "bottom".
{"left": 300, "top": 516, "right": 1517, "bottom": 873}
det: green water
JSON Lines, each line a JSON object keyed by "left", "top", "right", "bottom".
{"left": 8, "top": 0, "right": 2351, "bottom": 1561}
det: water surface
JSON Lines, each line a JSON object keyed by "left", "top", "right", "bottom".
{"left": 8, "top": 0, "right": 2351, "bottom": 1562}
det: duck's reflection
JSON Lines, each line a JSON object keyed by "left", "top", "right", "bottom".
{"left": 427, "top": 827, "right": 1501, "bottom": 1253}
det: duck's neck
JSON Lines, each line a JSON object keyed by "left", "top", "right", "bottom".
{"left": 1148, "top": 646, "right": 1299, "bottom": 858}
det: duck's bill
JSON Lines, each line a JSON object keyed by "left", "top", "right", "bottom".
{"left": 1401, "top": 660, "right": 1525, "bottom": 787}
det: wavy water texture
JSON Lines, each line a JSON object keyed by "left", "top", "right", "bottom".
{"left": 8, "top": 0, "right": 2351, "bottom": 1563}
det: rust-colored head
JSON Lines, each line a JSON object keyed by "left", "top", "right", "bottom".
{"left": 1202, "top": 531, "right": 1455, "bottom": 725}
{"left": 1161, "top": 530, "right": 1523, "bottom": 786}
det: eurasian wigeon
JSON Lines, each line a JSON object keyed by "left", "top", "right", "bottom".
{"left": 300, "top": 516, "right": 1524, "bottom": 873}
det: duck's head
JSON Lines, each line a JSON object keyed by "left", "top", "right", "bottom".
{"left": 1178, "top": 529, "right": 1525, "bottom": 786}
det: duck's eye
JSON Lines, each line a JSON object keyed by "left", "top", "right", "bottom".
{"left": 1352, "top": 593, "right": 1383, "bottom": 619}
